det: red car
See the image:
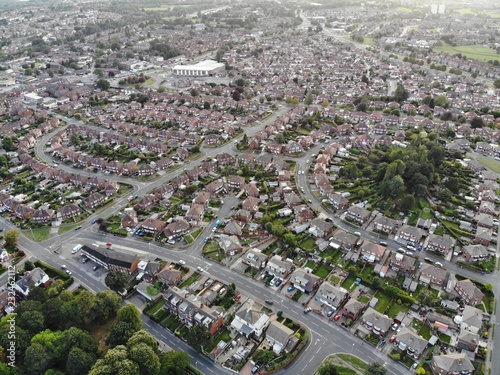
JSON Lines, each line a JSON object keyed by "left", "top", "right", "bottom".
{"left": 235, "top": 294, "right": 241, "bottom": 302}
{"left": 334, "top": 314, "right": 341, "bottom": 321}
{"left": 389, "top": 335, "right": 396, "bottom": 343}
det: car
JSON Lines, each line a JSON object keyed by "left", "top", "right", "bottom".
{"left": 275, "top": 279, "right": 282, "bottom": 287}
{"left": 234, "top": 139, "right": 238, "bottom": 144}
{"left": 197, "top": 266, "right": 204, "bottom": 272}
{"left": 106, "top": 242, "right": 112, "bottom": 248}
{"left": 251, "top": 365, "right": 260, "bottom": 374}
{"left": 306, "top": 160, "right": 309, "bottom": 163}
{"left": 417, "top": 243, "right": 423, "bottom": 251}
{"left": 411, "top": 362, "right": 418, "bottom": 370}
{"left": 435, "top": 262, "right": 444, "bottom": 268}
{"left": 308, "top": 199, "right": 312, "bottom": 204}
{"left": 269, "top": 278, "right": 275, "bottom": 287}
{"left": 82, "top": 257, "right": 89, "bottom": 263}
{"left": 424, "top": 257, "right": 434, "bottom": 263}
{"left": 74, "top": 226, "right": 82, "bottom": 231}
{"left": 354, "top": 232, "right": 361, "bottom": 236}
{"left": 204, "top": 237, "right": 210, "bottom": 243}
{"left": 93, "top": 265, "right": 100, "bottom": 271}
{"left": 392, "top": 323, "right": 399, "bottom": 331}
{"left": 389, "top": 335, "right": 396, "bottom": 343}
{"left": 65, "top": 269, "right": 72, "bottom": 275}
{"left": 178, "top": 260, "right": 186, "bottom": 265}
{"left": 334, "top": 314, "right": 341, "bottom": 321}
{"left": 265, "top": 299, "right": 274, "bottom": 305}
{"left": 91, "top": 219, "right": 97, "bottom": 224}
{"left": 287, "top": 286, "right": 295, "bottom": 292}
{"left": 304, "top": 307, "right": 312, "bottom": 314}
{"left": 379, "top": 241, "right": 388, "bottom": 246}
{"left": 212, "top": 227, "right": 216, "bottom": 232}
{"left": 0, "top": 228, "right": 3, "bottom": 232}
{"left": 204, "top": 279, "right": 213, "bottom": 287}
{"left": 61, "top": 265, "right": 67, "bottom": 270}
{"left": 327, "top": 310, "right": 334, "bottom": 317}
{"left": 235, "top": 294, "right": 241, "bottom": 302}
{"left": 418, "top": 262, "right": 423, "bottom": 269}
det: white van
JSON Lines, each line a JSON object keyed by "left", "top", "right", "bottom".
{"left": 71, "top": 244, "right": 82, "bottom": 254}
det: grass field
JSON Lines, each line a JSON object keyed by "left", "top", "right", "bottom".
{"left": 433, "top": 43, "right": 500, "bottom": 62}
{"left": 477, "top": 157, "right": 500, "bottom": 174}
{"left": 455, "top": 8, "right": 500, "bottom": 18}
{"left": 58, "top": 224, "right": 80, "bottom": 235}
{"left": 395, "top": 7, "right": 413, "bottom": 13}
{"left": 346, "top": 36, "right": 374, "bottom": 45}
{"left": 23, "top": 227, "right": 51, "bottom": 242}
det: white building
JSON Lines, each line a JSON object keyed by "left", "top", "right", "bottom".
{"left": 172, "top": 60, "right": 225, "bottom": 77}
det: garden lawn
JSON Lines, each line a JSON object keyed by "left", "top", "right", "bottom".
{"left": 23, "top": 227, "right": 51, "bottom": 242}
{"left": 477, "top": 157, "right": 500, "bottom": 174}
{"left": 358, "top": 295, "right": 370, "bottom": 303}
{"left": 299, "top": 238, "right": 316, "bottom": 251}
{"left": 341, "top": 275, "right": 357, "bottom": 291}
{"left": 178, "top": 272, "right": 199, "bottom": 288}
{"left": 420, "top": 324, "right": 432, "bottom": 340}
{"left": 374, "top": 291, "right": 391, "bottom": 314}
{"left": 314, "top": 265, "right": 331, "bottom": 278}
{"left": 386, "top": 303, "right": 409, "bottom": 318}
{"left": 330, "top": 275, "right": 341, "bottom": 285}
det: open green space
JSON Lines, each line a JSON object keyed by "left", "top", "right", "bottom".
{"left": 476, "top": 157, "right": 500, "bottom": 174}
{"left": 23, "top": 227, "right": 51, "bottom": 242}
{"left": 374, "top": 291, "right": 391, "bottom": 314}
{"left": 58, "top": 224, "right": 80, "bottom": 235}
{"left": 336, "top": 354, "right": 369, "bottom": 373}
{"left": 386, "top": 302, "right": 409, "bottom": 318}
{"left": 433, "top": 43, "right": 500, "bottom": 62}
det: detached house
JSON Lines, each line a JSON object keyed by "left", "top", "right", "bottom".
{"left": 231, "top": 306, "right": 270, "bottom": 339}
{"left": 265, "top": 321, "right": 298, "bottom": 355}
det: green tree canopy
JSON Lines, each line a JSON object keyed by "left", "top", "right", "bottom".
{"left": 104, "top": 271, "right": 128, "bottom": 292}
{"left": 159, "top": 351, "right": 190, "bottom": 375}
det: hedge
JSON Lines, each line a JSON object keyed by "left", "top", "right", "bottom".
{"left": 34, "top": 260, "right": 70, "bottom": 280}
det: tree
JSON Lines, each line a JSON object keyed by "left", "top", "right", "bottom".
{"left": 105, "top": 271, "right": 128, "bottom": 292}
{"left": 394, "top": 83, "right": 409, "bottom": 103}
{"left": 415, "top": 367, "right": 426, "bottom": 375}
{"left": 116, "top": 305, "right": 142, "bottom": 332}
{"left": 317, "top": 362, "right": 339, "bottom": 375}
{"left": 366, "top": 362, "right": 387, "bottom": 375}
{"left": 128, "top": 343, "right": 160, "bottom": 375}
{"left": 470, "top": 117, "right": 484, "bottom": 129}
{"left": 159, "top": 351, "right": 190, "bottom": 375}
{"left": 127, "top": 330, "right": 158, "bottom": 352}
{"left": 92, "top": 290, "right": 122, "bottom": 323}
{"left": 106, "top": 322, "right": 138, "bottom": 347}
{"left": 24, "top": 260, "right": 34, "bottom": 271}
{"left": 185, "top": 324, "right": 212, "bottom": 353}
{"left": 62, "top": 327, "right": 98, "bottom": 357}
{"left": 23, "top": 343, "right": 51, "bottom": 374}
{"left": 371, "top": 277, "right": 382, "bottom": 290}
{"left": 494, "top": 79, "right": 500, "bottom": 89}
{"left": 66, "top": 347, "right": 96, "bottom": 375}
{"left": 304, "top": 92, "right": 313, "bottom": 105}
{"left": 96, "top": 79, "right": 110, "bottom": 91}
{"left": 385, "top": 286, "right": 400, "bottom": 299}
{"left": 399, "top": 195, "right": 415, "bottom": 213}
{"left": 17, "top": 310, "right": 45, "bottom": 335}
{"left": 89, "top": 346, "right": 139, "bottom": 375}
{"left": 485, "top": 283, "right": 493, "bottom": 293}
{"left": 253, "top": 349, "right": 274, "bottom": 365}
{"left": 418, "top": 289, "right": 434, "bottom": 306}
{"left": 4, "top": 229, "right": 20, "bottom": 249}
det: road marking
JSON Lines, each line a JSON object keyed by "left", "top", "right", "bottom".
{"left": 316, "top": 347, "right": 321, "bottom": 354}
{"left": 302, "top": 365, "right": 307, "bottom": 372}
{"left": 311, "top": 321, "right": 319, "bottom": 327}
{"left": 308, "top": 356, "right": 315, "bottom": 363}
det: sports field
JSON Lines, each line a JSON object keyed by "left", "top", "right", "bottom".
{"left": 433, "top": 44, "right": 500, "bottom": 62}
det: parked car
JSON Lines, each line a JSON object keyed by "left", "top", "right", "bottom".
{"left": 379, "top": 241, "right": 388, "bottom": 246}
{"left": 435, "top": 262, "right": 444, "bottom": 268}
{"left": 235, "top": 294, "right": 241, "bottom": 302}
{"left": 275, "top": 279, "right": 282, "bottom": 287}
{"left": 93, "top": 265, "right": 100, "bottom": 271}
{"left": 287, "top": 286, "right": 295, "bottom": 292}
{"left": 334, "top": 314, "right": 341, "bottom": 321}
{"left": 269, "top": 278, "right": 275, "bottom": 287}
{"left": 204, "top": 237, "right": 210, "bottom": 243}
{"left": 389, "top": 335, "right": 396, "bottom": 343}
{"left": 304, "top": 307, "right": 312, "bottom": 314}
{"left": 178, "top": 260, "right": 186, "bottom": 265}
{"left": 327, "top": 310, "right": 334, "bottom": 317}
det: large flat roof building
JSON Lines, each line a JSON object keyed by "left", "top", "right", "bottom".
{"left": 172, "top": 60, "right": 225, "bottom": 77}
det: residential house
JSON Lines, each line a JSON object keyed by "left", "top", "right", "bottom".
{"left": 163, "top": 220, "right": 191, "bottom": 240}
{"left": 460, "top": 305, "right": 487, "bottom": 334}
{"left": 206, "top": 180, "right": 226, "bottom": 195}
{"left": 330, "top": 229, "right": 358, "bottom": 251}
{"left": 474, "top": 227, "right": 492, "bottom": 246}
{"left": 227, "top": 175, "right": 245, "bottom": 190}
{"left": 59, "top": 204, "right": 82, "bottom": 220}
{"left": 14, "top": 268, "right": 51, "bottom": 298}
{"left": 14, "top": 205, "right": 34, "bottom": 220}
{"left": 399, "top": 225, "right": 424, "bottom": 243}
{"left": 265, "top": 320, "right": 298, "bottom": 355}
{"left": 394, "top": 327, "right": 428, "bottom": 359}
{"left": 314, "top": 282, "right": 350, "bottom": 312}
{"left": 31, "top": 208, "right": 55, "bottom": 223}
{"left": 359, "top": 241, "right": 387, "bottom": 263}
{"left": 474, "top": 213, "right": 494, "bottom": 229}
{"left": 156, "top": 266, "right": 183, "bottom": 287}
{"left": 193, "top": 191, "right": 211, "bottom": 207}
{"left": 308, "top": 218, "right": 334, "bottom": 238}
{"left": 328, "top": 193, "right": 349, "bottom": 210}
{"left": 372, "top": 216, "right": 398, "bottom": 234}
{"left": 242, "top": 196, "right": 259, "bottom": 215}
{"left": 81, "top": 245, "right": 140, "bottom": 275}
{"left": 479, "top": 201, "right": 495, "bottom": 215}
{"left": 137, "top": 164, "right": 155, "bottom": 176}
{"left": 457, "top": 330, "right": 480, "bottom": 352}
{"left": 265, "top": 255, "right": 294, "bottom": 279}
{"left": 230, "top": 306, "right": 270, "bottom": 339}
{"left": 217, "top": 234, "right": 243, "bottom": 255}
{"left": 389, "top": 253, "right": 417, "bottom": 274}
{"left": 419, "top": 263, "right": 448, "bottom": 287}
{"left": 431, "top": 353, "right": 474, "bottom": 375}
{"left": 346, "top": 206, "right": 371, "bottom": 225}
{"left": 360, "top": 307, "right": 393, "bottom": 337}
{"left": 243, "top": 249, "right": 268, "bottom": 271}
{"left": 223, "top": 221, "right": 243, "bottom": 236}
{"left": 291, "top": 269, "right": 321, "bottom": 295}
{"left": 454, "top": 279, "right": 484, "bottom": 306}
{"left": 463, "top": 244, "right": 490, "bottom": 263}
{"left": 121, "top": 209, "right": 138, "bottom": 228}
{"left": 427, "top": 234, "right": 456, "bottom": 255}
{"left": 343, "top": 298, "right": 367, "bottom": 321}
{"left": 186, "top": 204, "right": 205, "bottom": 222}
{"left": 141, "top": 218, "right": 166, "bottom": 235}
{"left": 84, "top": 192, "right": 105, "bottom": 210}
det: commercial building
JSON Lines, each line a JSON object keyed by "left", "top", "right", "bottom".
{"left": 172, "top": 60, "right": 225, "bottom": 77}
